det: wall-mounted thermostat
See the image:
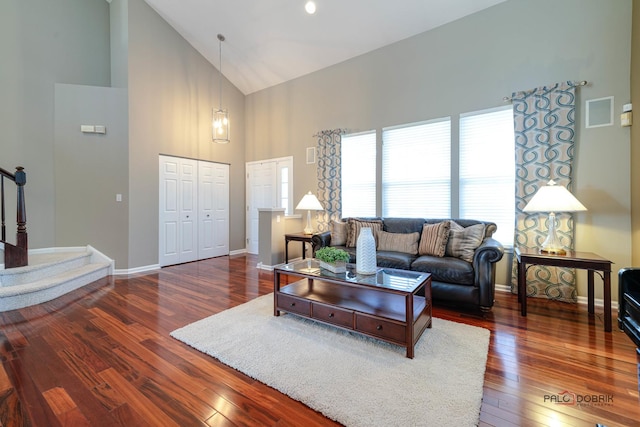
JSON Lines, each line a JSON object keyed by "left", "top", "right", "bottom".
{"left": 622, "top": 103, "right": 632, "bottom": 127}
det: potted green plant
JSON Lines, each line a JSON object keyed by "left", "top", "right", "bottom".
{"left": 315, "top": 247, "right": 350, "bottom": 273}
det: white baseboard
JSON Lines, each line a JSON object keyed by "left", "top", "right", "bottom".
{"left": 257, "top": 262, "right": 274, "bottom": 271}
{"left": 495, "top": 284, "right": 618, "bottom": 308}
{"left": 113, "top": 264, "right": 160, "bottom": 276}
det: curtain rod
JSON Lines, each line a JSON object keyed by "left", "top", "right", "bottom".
{"left": 503, "top": 80, "right": 588, "bottom": 102}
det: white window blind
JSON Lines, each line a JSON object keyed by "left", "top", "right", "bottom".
{"left": 341, "top": 131, "right": 376, "bottom": 218}
{"left": 459, "top": 106, "right": 515, "bottom": 246}
{"left": 382, "top": 118, "right": 451, "bottom": 218}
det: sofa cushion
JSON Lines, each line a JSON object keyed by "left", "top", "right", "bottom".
{"left": 376, "top": 230, "right": 420, "bottom": 255}
{"left": 376, "top": 250, "right": 417, "bottom": 270}
{"left": 418, "top": 221, "right": 450, "bottom": 257}
{"left": 330, "top": 220, "right": 348, "bottom": 246}
{"left": 445, "top": 222, "right": 485, "bottom": 263}
{"left": 382, "top": 217, "right": 426, "bottom": 234}
{"left": 411, "top": 255, "right": 475, "bottom": 285}
{"left": 346, "top": 218, "right": 383, "bottom": 248}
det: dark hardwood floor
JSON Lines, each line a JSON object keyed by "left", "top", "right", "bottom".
{"left": 1, "top": 254, "right": 638, "bottom": 426}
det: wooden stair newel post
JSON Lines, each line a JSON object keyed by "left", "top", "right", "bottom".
{"left": 15, "top": 166, "right": 27, "bottom": 253}
{"left": 3, "top": 166, "right": 28, "bottom": 268}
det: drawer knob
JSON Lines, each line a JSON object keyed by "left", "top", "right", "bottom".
{"left": 290, "top": 303, "right": 296, "bottom": 307}
{"left": 376, "top": 325, "right": 383, "bottom": 331}
{"left": 329, "top": 313, "right": 335, "bottom": 318}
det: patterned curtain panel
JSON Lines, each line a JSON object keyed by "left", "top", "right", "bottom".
{"left": 315, "top": 129, "right": 344, "bottom": 232}
{"left": 511, "top": 82, "right": 578, "bottom": 303}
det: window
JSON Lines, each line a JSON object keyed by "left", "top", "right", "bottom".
{"left": 280, "top": 166, "right": 290, "bottom": 213}
{"left": 276, "top": 159, "right": 293, "bottom": 215}
{"left": 382, "top": 118, "right": 451, "bottom": 218}
{"left": 459, "top": 106, "right": 515, "bottom": 246}
{"left": 341, "top": 131, "right": 376, "bottom": 217}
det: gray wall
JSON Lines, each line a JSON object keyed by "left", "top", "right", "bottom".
{"left": 246, "top": 0, "right": 633, "bottom": 299}
{"left": 127, "top": 0, "right": 246, "bottom": 268}
{"left": 2, "top": 0, "right": 246, "bottom": 270}
{"left": 0, "top": 0, "right": 111, "bottom": 249}
{"left": 54, "top": 84, "right": 129, "bottom": 267}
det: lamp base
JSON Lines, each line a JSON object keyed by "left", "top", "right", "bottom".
{"left": 303, "top": 210, "right": 314, "bottom": 235}
{"left": 538, "top": 212, "right": 566, "bottom": 255}
{"left": 540, "top": 247, "right": 567, "bottom": 256}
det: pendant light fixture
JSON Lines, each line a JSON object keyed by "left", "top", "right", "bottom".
{"left": 213, "top": 33, "right": 230, "bottom": 143}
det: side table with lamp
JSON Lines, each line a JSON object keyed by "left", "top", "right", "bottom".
{"left": 515, "top": 180, "right": 614, "bottom": 332}
{"left": 284, "top": 192, "right": 323, "bottom": 263}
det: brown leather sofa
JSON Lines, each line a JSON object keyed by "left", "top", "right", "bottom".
{"left": 312, "top": 217, "right": 504, "bottom": 311}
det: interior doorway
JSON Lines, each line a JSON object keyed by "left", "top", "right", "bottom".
{"left": 245, "top": 157, "right": 293, "bottom": 254}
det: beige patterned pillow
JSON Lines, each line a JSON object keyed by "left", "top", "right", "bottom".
{"left": 330, "top": 220, "right": 348, "bottom": 246}
{"left": 346, "top": 219, "right": 383, "bottom": 248}
{"left": 418, "top": 221, "right": 451, "bottom": 257}
{"left": 377, "top": 231, "right": 420, "bottom": 255}
{"left": 445, "top": 221, "right": 485, "bottom": 263}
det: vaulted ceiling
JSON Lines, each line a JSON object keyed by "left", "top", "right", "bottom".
{"left": 144, "top": 0, "right": 507, "bottom": 95}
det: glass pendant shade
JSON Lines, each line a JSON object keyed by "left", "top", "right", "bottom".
{"left": 212, "top": 33, "right": 230, "bottom": 143}
{"left": 212, "top": 108, "right": 229, "bottom": 143}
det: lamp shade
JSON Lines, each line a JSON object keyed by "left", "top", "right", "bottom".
{"left": 523, "top": 180, "right": 587, "bottom": 213}
{"left": 296, "top": 192, "right": 323, "bottom": 211}
{"left": 296, "top": 191, "right": 323, "bottom": 235}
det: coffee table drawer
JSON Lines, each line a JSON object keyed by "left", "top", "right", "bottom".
{"left": 312, "top": 302, "right": 353, "bottom": 329}
{"left": 277, "top": 294, "right": 311, "bottom": 316}
{"left": 355, "top": 313, "right": 405, "bottom": 343}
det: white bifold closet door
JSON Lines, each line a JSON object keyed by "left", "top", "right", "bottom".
{"left": 159, "top": 155, "right": 229, "bottom": 267}
{"left": 198, "top": 161, "right": 229, "bottom": 259}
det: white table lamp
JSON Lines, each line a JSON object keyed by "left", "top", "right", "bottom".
{"left": 523, "top": 180, "right": 587, "bottom": 255}
{"left": 296, "top": 191, "right": 323, "bottom": 234}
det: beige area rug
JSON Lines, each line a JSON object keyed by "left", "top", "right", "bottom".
{"left": 171, "top": 294, "right": 490, "bottom": 427}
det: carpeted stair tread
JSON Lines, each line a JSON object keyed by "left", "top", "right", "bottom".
{"left": 0, "top": 251, "right": 90, "bottom": 276}
{"left": 0, "top": 262, "right": 110, "bottom": 297}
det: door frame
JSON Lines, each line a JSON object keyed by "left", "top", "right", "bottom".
{"left": 245, "top": 156, "right": 293, "bottom": 254}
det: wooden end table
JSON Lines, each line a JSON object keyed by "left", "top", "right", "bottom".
{"left": 284, "top": 232, "right": 316, "bottom": 263}
{"left": 515, "top": 247, "right": 613, "bottom": 332}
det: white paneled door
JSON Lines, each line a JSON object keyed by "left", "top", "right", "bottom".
{"left": 198, "top": 162, "right": 229, "bottom": 259}
{"left": 246, "top": 161, "right": 276, "bottom": 254}
{"left": 159, "top": 155, "right": 229, "bottom": 267}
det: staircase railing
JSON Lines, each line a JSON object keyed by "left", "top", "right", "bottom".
{"left": 0, "top": 166, "right": 27, "bottom": 268}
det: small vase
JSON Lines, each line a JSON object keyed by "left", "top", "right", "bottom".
{"left": 356, "top": 227, "right": 377, "bottom": 275}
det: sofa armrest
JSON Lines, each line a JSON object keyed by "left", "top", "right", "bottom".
{"left": 618, "top": 268, "right": 640, "bottom": 329}
{"left": 472, "top": 237, "right": 505, "bottom": 310}
{"left": 311, "top": 231, "right": 332, "bottom": 249}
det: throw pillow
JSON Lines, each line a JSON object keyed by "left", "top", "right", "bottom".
{"left": 376, "top": 230, "right": 420, "bottom": 255}
{"left": 418, "top": 221, "right": 451, "bottom": 257}
{"left": 445, "top": 221, "right": 485, "bottom": 263}
{"left": 346, "top": 219, "right": 383, "bottom": 248}
{"left": 330, "top": 220, "right": 348, "bottom": 246}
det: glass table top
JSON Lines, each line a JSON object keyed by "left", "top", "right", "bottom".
{"left": 275, "top": 259, "right": 430, "bottom": 293}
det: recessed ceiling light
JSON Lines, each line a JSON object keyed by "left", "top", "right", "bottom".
{"left": 305, "top": 1, "right": 316, "bottom": 14}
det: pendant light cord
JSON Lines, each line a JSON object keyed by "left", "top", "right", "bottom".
{"left": 217, "top": 34, "right": 225, "bottom": 110}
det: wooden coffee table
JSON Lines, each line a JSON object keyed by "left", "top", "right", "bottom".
{"left": 273, "top": 259, "right": 432, "bottom": 358}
